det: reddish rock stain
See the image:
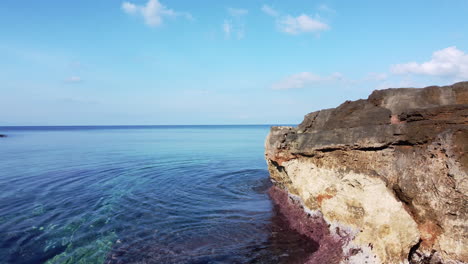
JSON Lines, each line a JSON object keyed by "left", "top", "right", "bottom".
{"left": 269, "top": 186, "right": 352, "bottom": 264}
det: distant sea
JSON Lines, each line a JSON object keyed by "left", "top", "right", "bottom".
{"left": 0, "top": 125, "right": 316, "bottom": 264}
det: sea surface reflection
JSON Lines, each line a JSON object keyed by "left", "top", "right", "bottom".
{"left": 0, "top": 126, "right": 317, "bottom": 263}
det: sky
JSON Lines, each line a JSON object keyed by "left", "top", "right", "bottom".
{"left": 0, "top": 0, "right": 467, "bottom": 125}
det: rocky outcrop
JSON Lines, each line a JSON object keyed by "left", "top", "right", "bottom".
{"left": 265, "top": 82, "right": 468, "bottom": 264}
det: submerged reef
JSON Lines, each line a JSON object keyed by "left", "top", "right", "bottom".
{"left": 265, "top": 82, "right": 468, "bottom": 263}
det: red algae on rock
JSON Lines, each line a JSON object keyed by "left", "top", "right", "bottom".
{"left": 268, "top": 186, "right": 348, "bottom": 264}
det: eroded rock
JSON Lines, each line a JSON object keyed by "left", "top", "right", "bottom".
{"left": 265, "top": 82, "right": 468, "bottom": 264}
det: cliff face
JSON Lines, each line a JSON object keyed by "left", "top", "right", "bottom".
{"left": 265, "top": 82, "right": 468, "bottom": 264}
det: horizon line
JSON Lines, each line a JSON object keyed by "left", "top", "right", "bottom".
{"left": 0, "top": 124, "right": 296, "bottom": 127}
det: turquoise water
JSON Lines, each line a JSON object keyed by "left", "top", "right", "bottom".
{"left": 0, "top": 126, "right": 315, "bottom": 264}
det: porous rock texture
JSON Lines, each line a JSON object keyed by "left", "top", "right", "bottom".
{"left": 265, "top": 82, "right": 468, "bottom": 264}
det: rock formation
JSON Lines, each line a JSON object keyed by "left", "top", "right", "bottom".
{"left": 265, "top": 82, "right": 468, "bottom": 264}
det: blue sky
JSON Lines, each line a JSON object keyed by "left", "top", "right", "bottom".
{"left": 1, "top": 0, "right": 467, "bottom": 125}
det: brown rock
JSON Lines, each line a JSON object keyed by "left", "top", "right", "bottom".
{"left": 265, "top": 82, "right": 468, "bottom": 264}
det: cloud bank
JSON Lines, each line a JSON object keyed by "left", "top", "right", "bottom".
{"left": 392, "top": 46, "right": 468, "bottom": 79}
{"left": 261, "top": 5, "right": 279, "bottom": 17}
{"left": 272, "top": 72, "right": 342, "bottom": 90}
{"left": 278, "top": 14, "right": 329, "bottom": 35}
{"left": 227, "top": 8, "right": 248, "bottom": 17}
{"left": 261, "top": 5, "right": 330, "bottom": 35}
{"left": 223, "top": 7, "right": 248, "bottom": 39}
{"left": 122, "top": 0, "right": 191, "bottom": 27}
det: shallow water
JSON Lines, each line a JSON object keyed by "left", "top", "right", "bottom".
{"left": 0, "top": 126, "right": 316, "bottom": 264}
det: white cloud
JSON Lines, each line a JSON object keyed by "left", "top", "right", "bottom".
{"left": 366, "top": 72, "right": 388, "bottom": 81}
{"left": 272, "top": 72, "right": 342, "bottom": 90}
{"left": 278, "top": 14, "right": 329, "bottom": 35}
{"left": 122, "top": 2, "right": 137, "bottom": 14}
{"left": 261, "top": 5, "right": 279, "bottom": 17}
{"left": 222, "top": 7, "right": 247, "bottom": 40}
{"left": 121, "top": 0, "right": 190, "bottom": 27}
{"left": 391, "top": 46, "right": 468, "bottom": 79}
{"left": 65, "top": 76, "right": 82, "bottom": 83}
{"left": 227, "top": 7, "right": 248, "bottom": 17}
{"left": 262, "top": 5, "right": 331, "bottom": 35}
{"left": 318, "top": 4, "right": 336, "bottom": 13}
{"left": 223, "top": 20, "right": 232, "bottom": 38}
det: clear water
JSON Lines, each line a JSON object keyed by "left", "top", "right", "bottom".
{"left": 0, "top": 126, "right": 316, "bottom": 264}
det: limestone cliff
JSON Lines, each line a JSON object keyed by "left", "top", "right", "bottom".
{"left": 265, "top": 82, "right": 468, "bottom": 264}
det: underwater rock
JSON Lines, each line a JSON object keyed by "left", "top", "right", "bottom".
{"left": 265, "top": 82, "right": 468, "bottom": 263}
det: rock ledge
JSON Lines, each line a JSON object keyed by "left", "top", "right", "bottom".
{"left": 265, "top": 82, "right": 468, "bottom": 264}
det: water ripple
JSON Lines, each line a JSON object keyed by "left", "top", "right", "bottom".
{"left": 0, "top": 126, "right": 316, "bottom": 264}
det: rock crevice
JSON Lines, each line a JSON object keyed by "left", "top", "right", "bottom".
{"left": 265, "top": 82, "right": 468, "bottom": 264}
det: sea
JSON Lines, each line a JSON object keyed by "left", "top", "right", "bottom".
{"left": 0, "top": 125, "right": 317, "bottom": 264}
